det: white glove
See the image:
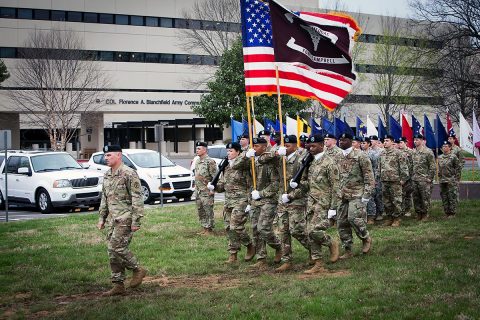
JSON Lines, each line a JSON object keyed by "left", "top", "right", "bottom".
{"left": 361, "top": 197, "right": 370, "bottom": 204}
{"left": 289, "top": 180, "right": 298, "bottom": 189}
{"left": 245, "top": 205, "right": 251, "bottom": 212}
{"left": 281, "top": 194, "right": 290, "bottom": 203}
{"left": 251, "top": 190, "right": 261, "bottom": 200}
{"left": 246, "top": 148, "right": 256, "bottom": 158}
{"left": 277, "top": 146, "right": 287, "bottom": 156}
{"left": 207, "top": 182, "right": 215, "bottom": 191}
{"left": 328, "top": 209, "right": 337, "bottom": 219}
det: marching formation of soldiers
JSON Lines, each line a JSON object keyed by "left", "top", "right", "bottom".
{"left": 193, "top": 129, "right": 465, "bottom": 273}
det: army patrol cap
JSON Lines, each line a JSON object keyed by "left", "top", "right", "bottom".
{"left": 226, "top": 142, "right": 241, "bottom": 151}
{"left": 339, "top": 133, "right": 353, "bottom": 140}
{"left": 195, "top": 141, "right": 208, "bottom": 148}
{"left": 385, "top": 134, "right": 395, "bottom": 140}
{"left": 324, "top": 133, "right": 336, "bottom": 139}
{"left": 352, "top": 135, "right": 362, "bottom": 142}
{"left": 299, "top": 134, "right": 308, "bottom": 142}
{"left": 369, "top": 135, "right": 379, "bottom": 141}
{"left": 252, "top": 137, "right": 268, "bottom": 145}
{"left": 258, "top": 129, "right": 271, "bottom": 137}
{"left": 284, "top": 135, "right": 297, "bottom": 144}
{"left": 309, "top": 134, "right": 324, "bottom": 143}
{"left": 413, "top": 133, "right": 425, "bottom": 139}
{"left": 393, "top": 138, "right": 401, "bottom": 143}
{"left": 103, "top": 145, "right": 122, "bottom": 153}
{"left": 441, "top": 140, "right": 452, "bottom": 147}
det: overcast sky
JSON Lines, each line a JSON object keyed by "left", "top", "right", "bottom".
{"left": 321, "top": 0, "right": 413, "bottom": 18}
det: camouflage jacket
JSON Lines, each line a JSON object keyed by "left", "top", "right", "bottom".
{"left": 451, "top": 145, "right": 465, "bottom": 179}
{"left": 379, "top": 148, "right": 409, "bottom": 182}
{"left": 306, "top": 153, "right": 340, "bottom": 210}
{"left": 401, "top": 147, "right": 414, "bottom": 179}
{"left": 336, "top": 148, "right": 375, "bottom": 201}
{"left": 239, "top": 152, "right": 279, "bottom": 204}
{"left": 194, "top": 155, "right": 217, "bottom": 196}
{"left": 279, "top": 149, "right": 307, "bottom": 206}
{"left": 325, "top": 145, "right": 343, "bottom": 158}
{"left": 366, "top": 148, "right": 381, "bottom": 181}
{"left": 216, "top": 157, "right": 251, "bottom": 206}
{"left": 98, "top": 163, "right": 144, "bottom": 228}
{"left": 438, "top": 153, "right": 461, "bottom": 183}
{"left": 412, "top": 146, "right": 436, "bottom": 182}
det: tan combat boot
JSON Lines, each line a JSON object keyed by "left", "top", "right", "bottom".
{"left": 383, "top": 217, "right": 393, "bottom": 226}
{"left": 130, "top": 267, "right": 147, "bottom": 288}
{"left": 391, "top": 218, "right": 401, "bottom": 227}
{"left": 225, "top": 253, "right": 237, "bottom": 264}
{"left": 248, "top": 258, "right": 268, "bottom": 270}
{"left": 273, "top": 248, "right": 282, "bottom": 264}
{"left": 362, "top": 236, "right": 372, "bottom": 254}
{"left": 244, "top": 243, "right": 256, "bottom": 262}
{"left": 329, "top": 239, "right": 340, "bottom": 263}
{"left": 303, "top": 260, "right": 325, "bottom": 274}
{"left": 203, "top": 228, "right": 214, "bottom": 236}
{"left": 274, "top": 262, "right": 292, "bottom": 273}
{"left": 102, "top": 283, "right": 126, "bottom": 297}
{"left": 339, "top": 250, "right": 353, "bottom": 260}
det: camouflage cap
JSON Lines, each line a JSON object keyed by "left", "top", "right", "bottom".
{"left": 103, "top": 145, "right": 122, "bottom": 153}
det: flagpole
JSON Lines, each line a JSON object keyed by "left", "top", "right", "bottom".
{"left": 275, "top": 65, "right": 288, "bottom": 192}
{"left": 250, "top": 96, "right": 257, "bottom": 135}
{"left": 246, "top": 96, "right": 257, "bottom": 190}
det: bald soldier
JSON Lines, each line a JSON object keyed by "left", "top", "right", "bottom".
{"left": 97, "top": 145, "right": 146, "bottom": 296}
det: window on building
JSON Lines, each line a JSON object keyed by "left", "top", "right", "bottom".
{"left": 160, "top": 17, "right": 173, "bottom": 28}
{"left": 17, "top": 8, "right": 33, "bottom": 19}
{"left": 67, "top": 11, "right": 82, "bottom": 22}
{"left": 33, "top": 9, "right": 50, "bottom": 20}
{"left": 160, "top": 53, "right": 173, "bottom": 64}
{"left": 0, "top": 7, "right": 16, "bottom": 18}
{"left": 130, "top": 15, "right": 144, "bottom": 26}
{"left": 145, "top": 16, "right": 158, "bottom": 27}
{"left": 173, "top": 54, "right": 188, "bottom": 64}
{"left": 188, "top": 19, "right": 202, "bottom": 29}
{"left": 115, "top": 14, "right": 128, "bottom": 25}
{"left": 174, "top": 18, "right": 188, "bottom": 29}
{"left": 98, "top": 51, "right": 114, "bottom": 61}
{"left": 227, "top": 23, "right": 241, "bottom": 32}
{"left": 188, "top": 55, "right": 202, "bottom": 65}
{"left": 130, "top": 52, "right": 145, "bottom": 62}
{"left": 202, "top": 20, "right": 218, "bottom": 31}
{"left": 115, "top": 52, "right": 130, "bottom": 62}
{"left": 145, "top": 53, "right": 159, "bottom": 63}
{"left": 99, "top": 13, "right": 114, "bottom": 24}
{"left": 202, "top": 56, "right": 216, "bottom": 66}
{"left": 0, "top": 47, "right": 16, "bottom": 58}
{"left": 51, "top": 10, "right": 66, "bottom": 21}
{"left": 84, "top": 12, "right": 98, "bottom": 23}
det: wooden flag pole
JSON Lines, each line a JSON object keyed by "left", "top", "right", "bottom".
{"left": 275, "top": 65, "right": 288, "bottom": 192}
{"left": 251, "top": 96, "right": 257, "bottom": 135}
{"left": 246, "top": 96, "right": 257, "bottom": 190}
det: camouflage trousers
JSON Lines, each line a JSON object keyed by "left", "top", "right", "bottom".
{"left": 337, "top": 198, "right": 369, "bottom": 251}
{"left": 412, "top": 180, "right": 432, "bottom": 216}
{"left": 276, "top": 203, "right": 309, "bottom": 262}
{"left": 382, "top": 181, "right": 403, "bottom": 219}
{"left": 196, "top": 193, "right": 215, "bottom": 229}
{"left": 402, "top": 180, "right": 414, "bottom": 215}
{"left": 223, "top": 200, "right": 252, "bottom": 254}
{"left": 107, "top": 220, "right": 139, "bottom": 283}
{"left": 306, "top": 202, "right": 333, "bottom": 261}
{"left": 440, "top": 182, "right": 459, "bottom": 216}
{"left": 367, "top": 181, "right": 383, "bottom": 217}
{"left": 251, "top": 202, "right": 281, "bottom": 260}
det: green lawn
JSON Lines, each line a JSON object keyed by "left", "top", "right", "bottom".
{"left": 461, "top": 168, "right": 480, "bottom": 182}
{"left": 1, "top": 201, "right": 479, "bottom": 319}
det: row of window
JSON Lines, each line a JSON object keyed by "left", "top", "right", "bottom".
{"left": 0, "top": 47, "right": 219, "bottom": 66}
{"left": 0, "top": 7, "right": 240, "bottom": 32}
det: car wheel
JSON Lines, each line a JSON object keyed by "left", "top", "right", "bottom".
{"left": 36, "top": 188, "right": 54, "bottom": 214}
{"left": 0, "top": 190, "right": 5, "bottom": 210}
{"left": 141, "top": 182, "right": 152, "bottom": 204}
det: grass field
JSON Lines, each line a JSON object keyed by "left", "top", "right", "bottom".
{"left": 461, "top": 168, "right": 480, "bottom": 182}
{"left": 0, "top": 201, "right": 479, "bottom": 319}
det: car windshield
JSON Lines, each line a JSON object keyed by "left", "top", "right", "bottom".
{"left": 31, "top": 153, "right": 82, "bottom": 172}
{"left": 127, "top": 152, "right": 175, "bottom": 168}
{"left": 208, "top": 147, "right": 227, "bottom": 159}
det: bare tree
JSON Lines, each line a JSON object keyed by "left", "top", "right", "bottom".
{"left": 0, "top": 59, "right": 9, "bottom": 84}
{"left": 7, "top": 28, "right": 109, "bottom": 151}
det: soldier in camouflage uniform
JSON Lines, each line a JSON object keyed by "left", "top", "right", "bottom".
{"left": 323, "top": 133, "right": 343, "bottom": 226}
{"left": 239, "top": 134, "right": 250, "bottom": 152}
{"left": 447, "top": 133, "right": 464, "bottom": 182}
{"left": 412, "top": 134, "right": 436, "bottom": 221}
{"left": 242, "top": 137, "right": 282, "bottom": 269}
{"left": 274, "top": 135, "right": 310, "bottom": 272}
{"left": 336, "top": 133, "right": 374, "bottom": 259}
{"left": 379, "top": 135, "right": 409, "bottom": 227}
{"left": 438, "top": 141, "right": 462, "bottom": 217}
{"left": 361, "top": 137, "right": 380, "bottom": 224}
{"left": 370, "top": 135, "right": 384, "bottom": 221}
{"left": 194, "top": 141, "right": 218, "bottom": 234}
{"left": 397, "top": 137, "right": 414, "bottom": 216}
{"left": 352, "top": 136, "right": 362, "bottom": 150}
{"left": 295, "top": 134, "right": 340, "bottom": 273}
{"left": 97, "top": 145, "right": 146, "bottom": 296}
{"left": 208, "top": 142, "right": 255, "bottom": 263}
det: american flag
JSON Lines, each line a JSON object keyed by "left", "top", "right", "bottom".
{"left": 240, "top": 0, "right": 358, "bottom": 111}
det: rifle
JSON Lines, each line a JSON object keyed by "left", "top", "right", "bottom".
{"left": 291, "top": 152, "right": 314, "bottom": 184}
{"left": 210, "top": 156, "right": 229, "bottom": 187}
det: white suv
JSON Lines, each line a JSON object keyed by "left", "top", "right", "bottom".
{"left": 88, "top": 149, "right": 194, "bottom": 204}
{"left": 0, "top": 151, "right": 103, "bottom": 214}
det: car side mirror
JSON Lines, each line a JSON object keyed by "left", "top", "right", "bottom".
{"left": 17, "top": 167, "right": 32, "bottom": 176}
